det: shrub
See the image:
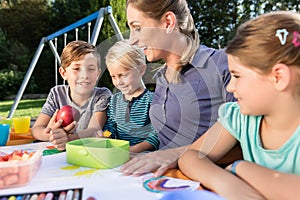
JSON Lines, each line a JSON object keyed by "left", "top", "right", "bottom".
{"left": 0, "top": 69, "right": 37, "bottom": 100}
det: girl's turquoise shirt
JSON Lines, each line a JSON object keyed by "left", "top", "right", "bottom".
{"left": 218, "top": 102, "right": 300, "bottom": 174}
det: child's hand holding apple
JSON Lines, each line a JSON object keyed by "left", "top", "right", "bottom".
{"left": 56, "top": 105, "right": 80, "bottom": 127}
{"left": 47, "top": 105, "right": 80, "bottom": 150}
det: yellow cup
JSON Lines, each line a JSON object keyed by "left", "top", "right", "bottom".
{"left": 12, "top": 116, "right": 31, "bottom": 134}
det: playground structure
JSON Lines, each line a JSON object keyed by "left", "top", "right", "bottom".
{"left": 7, "top": 6, "right": 124, "bottom": 119}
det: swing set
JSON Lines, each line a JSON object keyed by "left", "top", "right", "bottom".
{"left": 7, "top": 6, "right": 124, "bottom": 119}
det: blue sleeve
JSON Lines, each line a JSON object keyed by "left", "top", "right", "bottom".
{"left": 145, "top": 126, "right": 160, "bottom": 150}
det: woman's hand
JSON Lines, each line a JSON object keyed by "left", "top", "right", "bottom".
{"left": 121, "top": 146, "right": 186, "bottom": 177}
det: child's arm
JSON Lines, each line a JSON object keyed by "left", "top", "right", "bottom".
{"left": 32, "top": 113, "right": 53, "bottom": 141}
{"left": 71, "top": 110, "right": 107, "bottom": 139}
{"left": 47, "top": 111, "right": 105, "bottom": 150}
{"left": 32, "top": 110, "right": 76, "bottom": 150}
{"left": 178, "top": 122, "right": 264, "bottom": 200}
{"left": 227, "top": 160, "right": 300, "bottom": 200}
{"left": 130, "top": 141, "right": 154, "bottom": 153}
{"left": 32, "top": 110, "right": 66, "bottom": 141}
{"left": 129, "top": 124, "right": 160, "bottom": 153}
{"left": 179, "top": 149, "right": 265, "bottom": 200}
{"left": 90, "top": 110, "right": 107, "bottom": 130}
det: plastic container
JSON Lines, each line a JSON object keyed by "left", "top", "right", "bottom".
{"left": 0, "top": 144, "right": 43, "bottom": 189}
{"left": 66, "top": 138, "right": 129, "bottom": 169}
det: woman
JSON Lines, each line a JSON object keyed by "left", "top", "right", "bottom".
{"left": 121, "top": 0, "right": 235, "bottom": 177}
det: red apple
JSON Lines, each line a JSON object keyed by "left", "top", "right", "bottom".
{"left": 56, "top": 105, "right": 80, "bottom": 127}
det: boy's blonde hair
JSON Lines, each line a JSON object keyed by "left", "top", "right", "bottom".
{"left": 60, "top": 40, "right": 101, "bottom": 71}
{"left": 226, "top": 11, "right": 300, "bottom": 74}
{"left": 105, "top": 39, "right": 145, "bottom": 70}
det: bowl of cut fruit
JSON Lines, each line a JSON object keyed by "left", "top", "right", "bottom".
{"left": 0, "top": 144, "right": 43, "bottom": 188}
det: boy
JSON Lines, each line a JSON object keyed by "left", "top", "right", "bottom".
{"left": 32, "top": 40, "right": 111, "bottom": 150}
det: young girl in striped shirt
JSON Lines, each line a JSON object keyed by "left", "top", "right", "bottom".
{"left": 103, "top": 40, "right": 159, "bottom": 153}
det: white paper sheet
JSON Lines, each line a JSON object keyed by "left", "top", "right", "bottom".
{"left": 0, "top": 144, "right": 200, "bottom": 200}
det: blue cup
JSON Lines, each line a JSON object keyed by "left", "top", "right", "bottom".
{"left": 0, "top": 119, "right": 13, "bottom": 131}
{"left": 0, "top": 124, "right": 10, "bottom": 146}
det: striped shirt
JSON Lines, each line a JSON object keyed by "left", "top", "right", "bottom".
{"left": 104, "top": 89, "right": 159, "bottom": 150}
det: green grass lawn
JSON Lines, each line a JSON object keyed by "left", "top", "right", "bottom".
{"left": 0, "top": 99, "right": 46, "bottom": 119}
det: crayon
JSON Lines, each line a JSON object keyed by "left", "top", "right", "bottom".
{"left": 44, "top": 193, "right": 53, "bottom": 200}
{"left": 16, "top": 196, "right": 23, "bottom": 200}
{"left": 72, "top": 189, "right": 80, "bottom": 200}
{"left": 22, "top": 195, "right": 30, "bottom": 200}
{"left": 29, "top": 194, "right": 38, "bottom": 200}
{"left": 37, "top": 193, "right": 45, "bottom": 200}
{"left": 65, "top": 190, "right": 73, "bottom": 200}
{"left": 8, "top": 196, "right": 16, "bottom": 200}
{"left": 58, "top": 191, "right": 66, "bottom": 200}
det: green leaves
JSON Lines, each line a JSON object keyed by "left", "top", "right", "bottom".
{"left": 1, "top": 0, "right": 298, "bottom": 97}
{"left": 188, "top": 0, "right": 300, "bottom": 48}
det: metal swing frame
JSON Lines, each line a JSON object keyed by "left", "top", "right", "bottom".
{"left": 7, "top": 6, "right": 123, "bottom": 119}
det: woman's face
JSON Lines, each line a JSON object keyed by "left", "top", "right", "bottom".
{"left": 126, "top": 4, "right": 170, "bottom": 62}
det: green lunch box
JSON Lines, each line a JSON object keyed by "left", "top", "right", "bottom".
{"left": 66, "top": 138, "right": 129, "bottom": 169}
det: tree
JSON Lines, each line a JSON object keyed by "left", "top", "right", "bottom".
{"left": 0, "top": 0, "right": 52, "bottom": 52}
{"left": 97, "top": 0, "right": 128, "bottom": 91}
{"left": 263, "top": 0, "right": 300, "bottom": 12}
{"left": 48, "top": 0, "right": 127, "bottom": 47}
{"left": 188, "top": 0, "right": 240, "bottom": 48}
{"left": 0, "top": 0, "right": 127, "bottom": 93}
{"left": 187, "top": 0, "right": 300, "bottom": 48}
{"left": 0, "top": 29, "right": 10, "bottom": 68}
{"left": 48, "top": 0, "right": 127, "bottom": 91}
{"left": 3, "top": 0, "right": 299, "bottom": 94}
